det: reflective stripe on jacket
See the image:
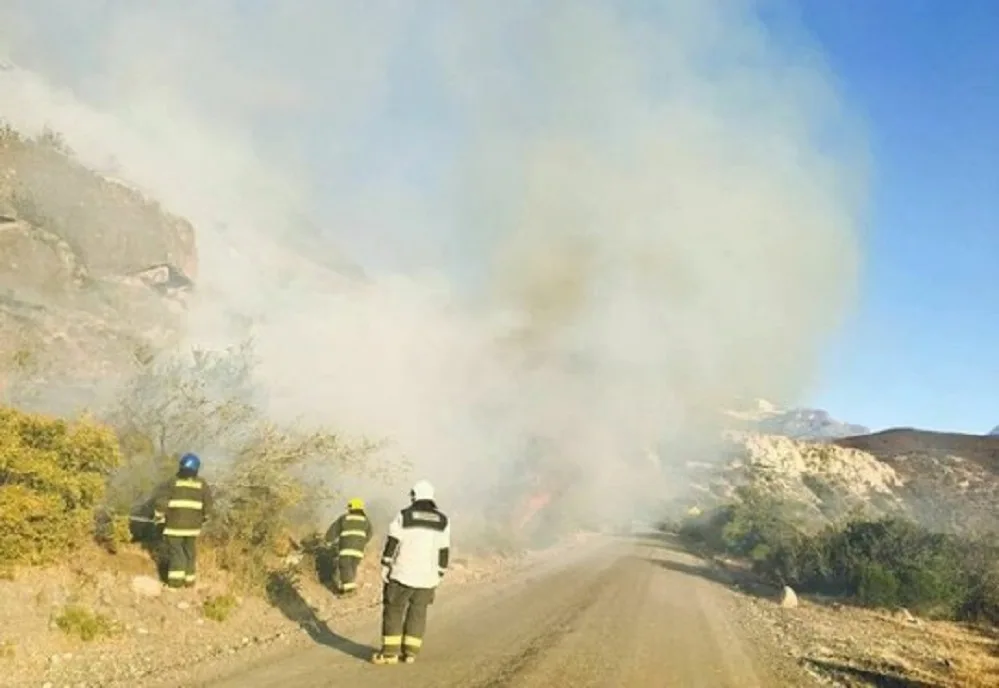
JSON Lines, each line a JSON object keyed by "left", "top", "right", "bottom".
{"left": 155, "top": 475, "right": 213, "bottom": 537}
{"left": 325, "top": 509, "right": 373, "bottom": 558}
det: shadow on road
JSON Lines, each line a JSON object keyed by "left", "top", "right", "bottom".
{"left": 265, "top": 570, "right": 373, "bottom": 662}
{"left": 643, "top": 554, "right": 778, "bottom": 601}
{"left": 631, "top": 531, "right": 780, "bottom": 601}
{"left": 803, "top": 658, "right": 944, "bottom": 688}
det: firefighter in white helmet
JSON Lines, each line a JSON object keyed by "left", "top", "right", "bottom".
{"left": 371, "top": 479, "right": 450, "bottom": 665}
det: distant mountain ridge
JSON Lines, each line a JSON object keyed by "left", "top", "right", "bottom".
{"left": 989, "top": 425, "right": 999, "bottom": 436}
{"left": 755, "top": 408, "right": 870, "bottom": 440}
{"left": 724, "top": 399, "right": 869, "bottom": 440}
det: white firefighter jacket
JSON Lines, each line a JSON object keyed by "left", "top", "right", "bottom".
{"left": 381, "top": 500, "right": 451, "bottom": 590}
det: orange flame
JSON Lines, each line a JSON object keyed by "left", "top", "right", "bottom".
{"left": 515, "top": 491, "right": 552, "bottom": 531}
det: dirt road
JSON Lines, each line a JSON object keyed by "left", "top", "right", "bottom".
{"left": 163, "top": 535, "right": 815, "bottom": 687}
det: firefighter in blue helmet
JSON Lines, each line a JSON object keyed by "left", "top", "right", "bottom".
{"left": 153, "top": 453, "right": 213, "bottom": 588}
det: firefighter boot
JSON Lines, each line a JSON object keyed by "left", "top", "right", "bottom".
{"left": 370, "top": 652, "right": 399, "bottom": 665}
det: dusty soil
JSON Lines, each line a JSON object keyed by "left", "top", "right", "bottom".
{"left": 0, "top": 543, "right": 526, "bottom": 687}
{"left": 704, "top": 553, "right": 999, "bottom": 687}
{"left": 143, "top": 534, "right": 815, "bottom": 688}
{"left": 6, "top": 534, "right": 998, "bottom": 687}
{"left": 747, "top": 591, "right": 999, "bottom": 687}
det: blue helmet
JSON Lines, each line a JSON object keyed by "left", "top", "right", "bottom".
{"left": 179, "top": 453, "right": 201, "bottom": 473}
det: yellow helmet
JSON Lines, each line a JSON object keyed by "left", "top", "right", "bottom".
{"left": 347, "top": 497, "right": 365, "bottom": 511}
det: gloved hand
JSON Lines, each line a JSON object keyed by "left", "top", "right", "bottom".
{"left": 381, "top": 565, "right": 391, "bottom": 584}
{"left": 153, "top": 511, "right": 165, "bottom": 525}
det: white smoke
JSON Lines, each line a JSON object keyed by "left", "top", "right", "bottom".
{"left": 0, "top": 0, "right": 866, "bottom": 526}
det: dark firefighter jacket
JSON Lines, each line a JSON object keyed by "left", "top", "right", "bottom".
{"left": 325, "top": 509, "right": 373, "bottom": 559}
{"left": 153, "top": 472, "right": 214, "bottom": 538}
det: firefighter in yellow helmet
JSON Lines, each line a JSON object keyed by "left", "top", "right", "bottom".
{"left": 324, "top": 497, "right": 373, "bottom": 596}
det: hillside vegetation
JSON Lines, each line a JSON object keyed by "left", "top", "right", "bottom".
{"left": 0, "top": 340, "right": 388, "bottom": 589}
{"left": 681, "top": 486, "right": 999, "bottom": 623}
{"left": 0, "top": 406, "right": 122, "bottom": 567}
{"left": 0, "top": 122, "right": 396, "bottom": 592}
{"left": 677, "top": 426, "right": 999, "bottom": 626}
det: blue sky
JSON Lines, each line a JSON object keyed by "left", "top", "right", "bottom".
{"left": 795, "top": 0, "right": 999, "bottom": 433}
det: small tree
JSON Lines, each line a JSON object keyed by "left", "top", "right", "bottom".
{"left": 104, "top": 340, "right": 261, "bottom": 513}
{"left": 720, "top": 487, "right": 802, "bottom": 562}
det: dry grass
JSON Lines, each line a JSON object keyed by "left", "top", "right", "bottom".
{"left": 750, "top": 591, "right": 999, "bottom": 687}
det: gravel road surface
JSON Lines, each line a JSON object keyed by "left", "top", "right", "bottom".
{"left": 152, "top": 535, "right": 815, "bottom": 687}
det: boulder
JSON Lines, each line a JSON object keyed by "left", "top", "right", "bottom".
{"left": 779, "top": 585, "right": 798, "bottom": 609}
{"left": 131, "top": 575, "right": 163, "bottom": 598}
{"left": 0, "top": 219, "right": 86, "bottom": 293}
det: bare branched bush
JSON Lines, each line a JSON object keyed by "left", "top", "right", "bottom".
{"left": 105, "top": 339, "right": 391, "bottom": 589}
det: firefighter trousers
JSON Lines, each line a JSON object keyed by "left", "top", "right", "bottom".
{"left": 164, "top": 535, "right": 197, "bottom": 587}
{"left": 337, "top": 555, "right": 360, "bottom": 593}
{"left": 380, "top": 579, "right": 436, "bottom": 658}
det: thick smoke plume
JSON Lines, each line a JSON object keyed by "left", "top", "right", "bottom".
{"left": 0, "top": 1, "right": 866, "bottom": 529}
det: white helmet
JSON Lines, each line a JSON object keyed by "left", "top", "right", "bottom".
{"left": 410, "top": 479, "right": 435, "bottom": 502}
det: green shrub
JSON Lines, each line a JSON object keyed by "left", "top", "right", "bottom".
{"left": 93, "top": 510, "right": 133, "bottom": 553}
{"left": 53, "top": 605, "right": 118, "bottom": 641}
{"left": 678, "top": 491, "right": 998, "bottom": 622}
{"left": 680, "top": 487, "right": 811, "bottom": 583}
{"left": 202, "top": 594, "right": 238, "bottom": 622}
{"left": 825, "top": 519, "right": 967, "bottom": 615}
{"left": 0, "top": 407, "right": 122, "bottom": 565}
{"left": 856, "top": 562, "right": 901, "bottom": 607}
{"left": 955, "top": 534, "right": 999, "bottom": 624}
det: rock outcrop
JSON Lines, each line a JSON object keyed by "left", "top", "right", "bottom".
{"left": 678, "top": 426, "right": 999, "bottom": 536}
{"left": 678, "top": 431, "right": 905, "bottom": 528}
{"left": 0, "top": 124, "right": 197, "bottom": 403}
{"left": 834, "top": 428, "right": 999, "bottom": 533}
{"left": 0, "top": 127, "right": 197, "bottom": 279}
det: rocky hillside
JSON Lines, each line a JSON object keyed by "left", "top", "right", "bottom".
{"left": 834, "top": 428, "right": 999, "bottom": 532}
{"left": 0, "top": 124, "right": 196, "bottom": 406}
{"left": 678, "top": 426, "right": 999, "bottom": 535}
